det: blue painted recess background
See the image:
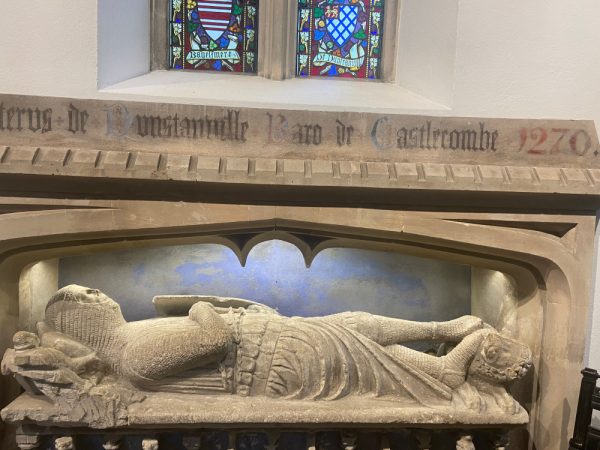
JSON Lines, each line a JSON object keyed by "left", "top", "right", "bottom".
{"left": 59, "top": 240, "right": 471, "bottom": 322}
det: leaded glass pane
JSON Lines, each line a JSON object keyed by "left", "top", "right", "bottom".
{"left": 296, "top": 0, "right": 385, "bottom": 79}
{"left": 169, "top": 0, "right": 259, "bottom": 73}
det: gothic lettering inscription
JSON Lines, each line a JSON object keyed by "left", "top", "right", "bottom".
{"left": 106, "top": 105, "right": 248, "bottom": 143}
{"left": 267, "top": 112, "right": 322, "bottom": 146}
{"left": 0, "top": 103, "right": 52, "bottom": 134}
{"left": 68, "top": 104, "right": 88, "bottom": 134}
{"left": 371, "top": 119, "right": 499, "bottom": 152}
{"left": 336, "top": 120, "right": 353, "bottom": 147}
{"left": 0, "top": 94, "right": 597, "bottom": 168}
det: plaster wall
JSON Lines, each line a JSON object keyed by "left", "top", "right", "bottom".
{"left": 0, "top": 1, "right": 598, "bottom": 119}
{"left": 98, "top": 0, "right": 150, "bottom": 88}
{"left": 57, "top": 240, "right": 471, "bottom": 323}
{"left": 0, "top": 1, "right": 600, "bottom": 367}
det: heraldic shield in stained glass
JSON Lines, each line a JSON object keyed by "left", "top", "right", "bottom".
{"left": 297, "top": 0, "right": 385, "bottom": 79}
{"left": 169, "top": 0, "right": 258, "bottom": 73}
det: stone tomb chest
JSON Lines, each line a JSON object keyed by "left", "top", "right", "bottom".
{"left": 0, "top": 95, "right": 598, "bottom": 450}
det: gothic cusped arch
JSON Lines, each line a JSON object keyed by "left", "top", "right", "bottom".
{"left": 0, "top": 200, "right": 594, "bottom": 450}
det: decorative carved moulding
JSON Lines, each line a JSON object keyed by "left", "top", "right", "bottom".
{"left": 0, "top": 95, "right": 598, "bottom": 207}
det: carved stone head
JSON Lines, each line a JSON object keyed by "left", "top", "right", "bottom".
{"left": 142, "top": 438, "right": 159, "bottom": 450}
{"left": 468, "top": 331, "right": 532, "bottom": 383}
{"left": 43, "top": 285, "right": 125, "bottom": 352}
{"left": 55, "top": 437, "right": 74, "bottom": 450}
{"left": 456, "top": 435, "right": 475, "bottom": 450}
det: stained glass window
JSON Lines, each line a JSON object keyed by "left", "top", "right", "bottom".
{"left": 296, "top": 0, "right": 385, "bottom": 79}
{"left": 169, "top": 0, "right": 259, "bottom": 73}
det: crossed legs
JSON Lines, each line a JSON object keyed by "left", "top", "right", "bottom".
{"left": 324, "top": 312, "right": 487, "bottom": 389}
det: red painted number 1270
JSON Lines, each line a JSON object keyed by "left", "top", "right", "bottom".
{"left": 519, "top": 127, "right": 592, "bottom": 156}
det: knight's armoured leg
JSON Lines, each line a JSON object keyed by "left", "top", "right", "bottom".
{"left": 323, "top": 312, "right": 483, "bottom": 345}
{"left": 386, "top": 344, "right": 443, "bottom": 378}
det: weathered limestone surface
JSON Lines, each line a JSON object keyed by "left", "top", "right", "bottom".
{"left": 1, "top": 285, "right": 531, "bottom": 430}
{"left": 0, "top": 94, "right": 597, "bottom": 167}
{"left": 2, "top": 391, "right": 529, "bottom": 430}
{"left": 0, "top": 94, "right": 598, "bottom": 199}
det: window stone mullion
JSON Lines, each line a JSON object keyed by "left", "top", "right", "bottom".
{"left": 259, "top": 0, "right": 297, "bottom": 80}
{"left": 381, "top": 0, "right": 401, "bottom": 83}
{"left": 151, "top": 0, "right": 169, "bottom": 71}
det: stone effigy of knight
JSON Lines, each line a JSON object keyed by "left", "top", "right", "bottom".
{"left": 1, "top": 285, "right": 532, "bottom": 428}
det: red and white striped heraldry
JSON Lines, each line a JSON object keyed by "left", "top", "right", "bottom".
{"left": 197, "top": 0, "right": 234, "bottom": 41}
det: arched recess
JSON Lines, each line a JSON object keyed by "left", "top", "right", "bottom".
{"left": 0, "top": 200, "right": 595, "bottom": 450}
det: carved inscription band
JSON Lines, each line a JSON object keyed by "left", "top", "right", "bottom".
{"left": 0, "top": 95, "right": 597, "bottom": 168}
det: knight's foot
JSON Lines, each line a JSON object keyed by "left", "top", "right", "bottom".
{"left": 436, "top": 315, "right": 484, "bottom": 341}
{"left": 454, "top": 382, "right": 486, "bottom": 412}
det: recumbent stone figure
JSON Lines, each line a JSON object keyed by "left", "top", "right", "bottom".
{"left": 1, "top": 285, "right": 532, "bottom": 429}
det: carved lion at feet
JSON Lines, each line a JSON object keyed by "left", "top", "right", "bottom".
{"left": 455, "top": 330, "right": 532, "bottom": 413}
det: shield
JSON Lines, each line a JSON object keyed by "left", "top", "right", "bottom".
{"left": 197, "top": 0, "right": 233, "bottom": 42}
{"left": 326, "top": 5, "right": 358, "bottom": 48}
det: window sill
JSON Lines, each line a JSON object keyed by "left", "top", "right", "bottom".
{"left": 98, "top": 70, "right": 450, "bottom": 114}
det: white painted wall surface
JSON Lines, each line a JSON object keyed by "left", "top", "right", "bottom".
{"left": 98, "top": 0, "right": 150, "bottom": 88}
{"left": 0, "top": 1, "right": 98, "bottom": 98}
{"left": 0, "top": 1, "right": 597, "bottom": 116}
{"left": 396, "top": 0, "right": 459, "bottom": 107}
{"left": 0, "top": 0, "right": 600, "bottom": 365}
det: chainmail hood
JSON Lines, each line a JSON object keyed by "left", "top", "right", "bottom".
{"left": 44, "top": 285, "right": 126, "bottom": 370}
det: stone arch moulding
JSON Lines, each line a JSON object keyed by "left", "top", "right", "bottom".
{"left": 0, "top": 199, "right": 594, "bottom": 450}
